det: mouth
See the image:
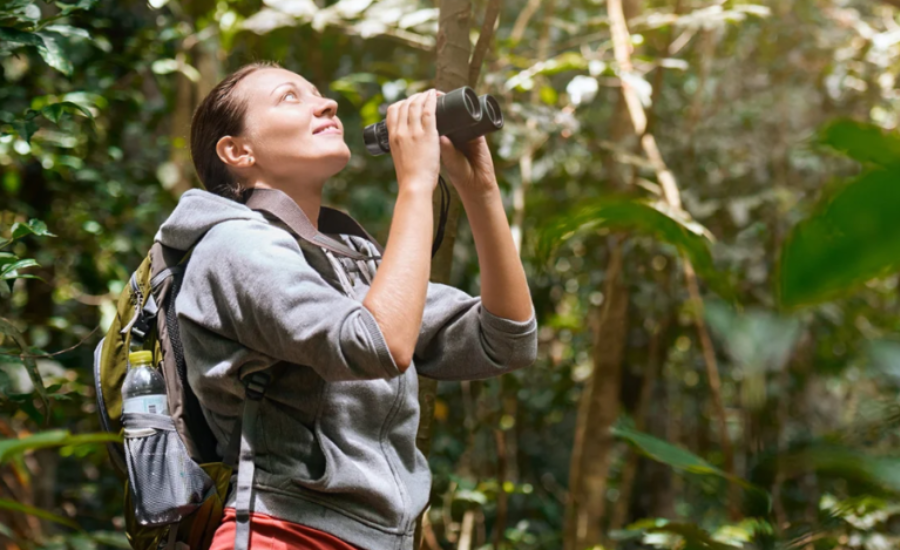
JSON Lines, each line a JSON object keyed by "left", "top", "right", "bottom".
{"left": 313, "top": 122, "right": 341, "bottom": 135}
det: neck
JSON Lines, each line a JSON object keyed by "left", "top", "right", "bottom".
{"left": 248, "top": 180, "right": 324, "bottom": 231}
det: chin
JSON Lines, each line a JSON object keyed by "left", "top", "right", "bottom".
{"left": 323, "top": 149, "right": 351, "bottom": 177}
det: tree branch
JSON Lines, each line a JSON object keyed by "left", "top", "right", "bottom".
{"left": 607, "top": 0, "right": 739, "bottom": 518}
{"left": 468, "top": 0, "right": 502, "bottom": 87}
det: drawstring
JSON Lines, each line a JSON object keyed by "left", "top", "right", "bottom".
{"left": 432, "top": 175, "right": 450, "bottom": 259}
{"left": 323, "top": 248, "right": 358, "bottom": 299}
{"left": 355, "top": 259, "right": 375, "bottom": 286}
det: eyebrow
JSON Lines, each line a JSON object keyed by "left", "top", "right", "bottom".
{"left": 271, "top": 82, "right": 322, "bottom": 97}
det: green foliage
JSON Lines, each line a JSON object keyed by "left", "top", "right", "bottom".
{"left": 0, "top": 499, "right": 80, "bottom": 530}
{"left": 818, "top": 119, "right": 900, "bottom": 167}
{"left": 535, "top": 196, "right": 732, "bottom": 298}
{"left": 613, "top": 423, "right": 765, "bottom": 498}
{"left": 0, "top": 430, "right": 120, "bottom": 464}
{"left": 4, "top": 0, "right": 900, "bottom": 548}
{"left": 778, "top": 166, "right": 900, "bottom": 309}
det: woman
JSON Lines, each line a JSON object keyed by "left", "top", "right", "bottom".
{"left": 155, "top": 61, "right": 537, "bottom": 550}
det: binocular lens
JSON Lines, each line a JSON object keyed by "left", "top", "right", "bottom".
{"left": 363, "top": 86, "right": 502, "bottom": 156}
{"left": 483, "top": 95, "right": 503, "bottom": 128}
{"left": 462, "top": 88, "right": 480, "bottom": 119}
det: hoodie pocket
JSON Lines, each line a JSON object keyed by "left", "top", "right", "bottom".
{"left": 289, "top": 377, "right": 409, "bottom": 529}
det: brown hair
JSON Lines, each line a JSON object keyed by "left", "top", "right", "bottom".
{"left": 189, "top": 60, "right": 283, "bottom": 202}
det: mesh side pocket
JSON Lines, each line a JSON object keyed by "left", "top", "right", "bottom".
{"left": 123, "top": 412, "right": 214, "bottom": 526}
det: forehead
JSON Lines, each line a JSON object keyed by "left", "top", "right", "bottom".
{"left": 236, "top": 68, "right": 316, "bottom": 98}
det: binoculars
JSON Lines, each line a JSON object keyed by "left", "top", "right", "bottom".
{"left": 363, "top": 86, "right": 503, "bottom": 156}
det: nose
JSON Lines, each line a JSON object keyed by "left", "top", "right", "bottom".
{"left": 316, "top": 96, "right": 338, "bottom": 118}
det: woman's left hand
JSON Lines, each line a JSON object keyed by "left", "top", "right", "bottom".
{"left": 436, "top": 90, "right": 499, "bottom": 200}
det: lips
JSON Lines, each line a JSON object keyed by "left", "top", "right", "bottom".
{"left": 313, "top": 121, "right": 340, "bottom": 135}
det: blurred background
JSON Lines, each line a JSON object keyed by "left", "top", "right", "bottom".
{"left": 4, "top": 0, "right": 900, "bottom": 548}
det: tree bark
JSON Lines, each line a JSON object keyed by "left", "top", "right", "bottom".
{"left": 416, "top": 0, "right": 503, "bottom": 546}
{"left": 563, "top": 240, "right": 629, "bottom": 550}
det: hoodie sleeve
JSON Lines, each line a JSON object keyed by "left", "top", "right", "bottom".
{"left": 412, "top": 281, "right": 538, "bottom": 381}
{"left": 180, "top": 219, "right": 400, "bottom": 382}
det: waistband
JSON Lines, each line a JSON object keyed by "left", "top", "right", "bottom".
{"left": 224, "top": 483, "right": 416, "bottom": 550}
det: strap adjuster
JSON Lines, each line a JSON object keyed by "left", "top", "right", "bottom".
{"left": 242, "top": 372, "right": 271, "bottom": 401}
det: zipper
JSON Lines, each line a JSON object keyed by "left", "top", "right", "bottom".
{"left": 130, "top": 272, "right": 143, "bottom": 314}
{"left": 379, "top": 369, "right": 411, "bottom": 531}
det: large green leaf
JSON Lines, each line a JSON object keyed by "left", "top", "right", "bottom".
{"left": 0, "top": 498, "right": 80, "bottom": 530}
{"left": 778, "top": 165, "right": 900, "bottom": 308}
{"left": 536, "top": 196, "right": 730, "bottom": 297}
{"left": 0, "top": 430, "right": 121, "bottom": 464}
{"left": 613, "top": 424, "right": 765, "bottom": 495}
{"left": 819, "top": 119, "right": 900, "bottom": 166}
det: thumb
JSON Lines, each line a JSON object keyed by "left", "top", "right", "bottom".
{"left": 439, "top": 136, "right": 457, "bottom": 157}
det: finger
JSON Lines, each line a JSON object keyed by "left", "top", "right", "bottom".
{"left": 407, "top": 91, "right": 426, "bottom": 131}
{"left": 423, "top": 89, "right": 437, "bottom": 133}
{"left": 386, "top": 99, "right": 399, "bottom": 135}
{"left": 398, "top": 96, "right": 412, "bottom": 136}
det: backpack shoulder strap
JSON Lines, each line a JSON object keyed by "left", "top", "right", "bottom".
{"left": 221, "top": 370, "right": 271, "bottom": 550}
{"left": 243, "top": 188, "right": 381, "bottom": 260}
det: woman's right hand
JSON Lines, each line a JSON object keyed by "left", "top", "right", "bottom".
{"left": 386, "top": 89, "right": 440, "bottom": 194}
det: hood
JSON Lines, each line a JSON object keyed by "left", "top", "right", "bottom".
{"left": 154, "top": 189, "right": 268, "bottom": 250}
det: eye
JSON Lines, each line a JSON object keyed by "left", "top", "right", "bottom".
{"left": 281, "top": 91, "right": 298, "bottom": 102}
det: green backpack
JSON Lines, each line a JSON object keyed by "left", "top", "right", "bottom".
{"left": 92, "top": 188, "right": 385, "bottom": 550}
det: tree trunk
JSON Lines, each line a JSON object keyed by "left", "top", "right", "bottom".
{"left": 415, "top": 0, "right": 482, "bottom": 546}
{"left": 607, "top": 314, "right": 672, "bottom": 537}
{"left": 563, "top": 240, "right": 629, "bottom": 550}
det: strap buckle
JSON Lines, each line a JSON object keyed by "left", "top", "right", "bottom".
{"left": 242, "top": 371, "right": 271, "bottom": 401}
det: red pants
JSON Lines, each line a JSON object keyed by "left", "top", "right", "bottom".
{"left": 208, "top": 508, "right": 362, "bottom": 550}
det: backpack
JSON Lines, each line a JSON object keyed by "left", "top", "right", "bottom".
{"left": 92, "top": 188, "right": 385, "bottom": 550}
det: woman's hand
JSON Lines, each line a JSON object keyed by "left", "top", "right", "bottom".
{"left": 386, "top": 89, "right": 440, "bottom": 195}
{"left": 436, "top": 90, "right": 499, "bottom": 200}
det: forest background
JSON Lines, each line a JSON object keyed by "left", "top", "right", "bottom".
{"left": 4, "top": 0, "right": 900, "bottom": 548}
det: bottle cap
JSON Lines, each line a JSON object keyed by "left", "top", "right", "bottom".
{"left": 128, "top": 350, "right": 153, "bottom": 366}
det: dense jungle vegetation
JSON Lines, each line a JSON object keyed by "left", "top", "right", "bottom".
{"left": 5, "top": 0, "right": 900, "bottom": 548}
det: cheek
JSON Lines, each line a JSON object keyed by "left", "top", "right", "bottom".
{"left": 252, "top": 110, "right": 315, "bottom": 150}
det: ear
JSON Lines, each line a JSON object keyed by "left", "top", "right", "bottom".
{"left": 216, "top": 135, "right": 255, "bottom": 169}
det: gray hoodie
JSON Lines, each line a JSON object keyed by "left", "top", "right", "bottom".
{"left": 154, "top": 189, "right": 538, "bottom": 550}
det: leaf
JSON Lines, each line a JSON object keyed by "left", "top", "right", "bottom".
{"left": 778, "top": 165, "right": 900, "bottom": 308}
{"left": 10, "top": 218, "right": 56, "bottom": 240}
{"left": 820, "top": 119, "right": 900, "bottom": 166}
{"left": 35, "top": 31, "right": 72, "bottom": 75}
{"left": 0, "top": 430, "right": 121, "bottom": 464}
{"left": 613, "top": 424, "right": 766, "bottom": 498}
{"left": 0, "top": 253, "right": 16, "bottom": 268}
{"left": 536, "top": 196, "right": 731, "bottom": 298}
{"left": 0, "top": 27, "right": 44, "bottom": 47}
{"left": 0, "top": 281, "right": 8, "bottom": 299}
{"left": 0, "top": 498, "right": 80, "bottom": 530}
{"left": 0, "top": 259, "right": 38, "bottom": 278}
{"left": 42, "top": 24, "right": 91, "bottom": 39}
{"left": 40, "top": 101, "right": 93, "bottom": 124}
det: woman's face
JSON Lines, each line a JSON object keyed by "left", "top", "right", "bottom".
{"left": 233, "top": 67, "right": 351, "bottom": 185}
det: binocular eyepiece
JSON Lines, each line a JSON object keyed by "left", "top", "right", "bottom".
{"left": 363, "top": 86, "right": 504, "bottom": 156}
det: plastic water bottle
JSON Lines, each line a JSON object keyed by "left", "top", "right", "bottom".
{"left": 122, "top": 350, "right": 169, "bottom": 416}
